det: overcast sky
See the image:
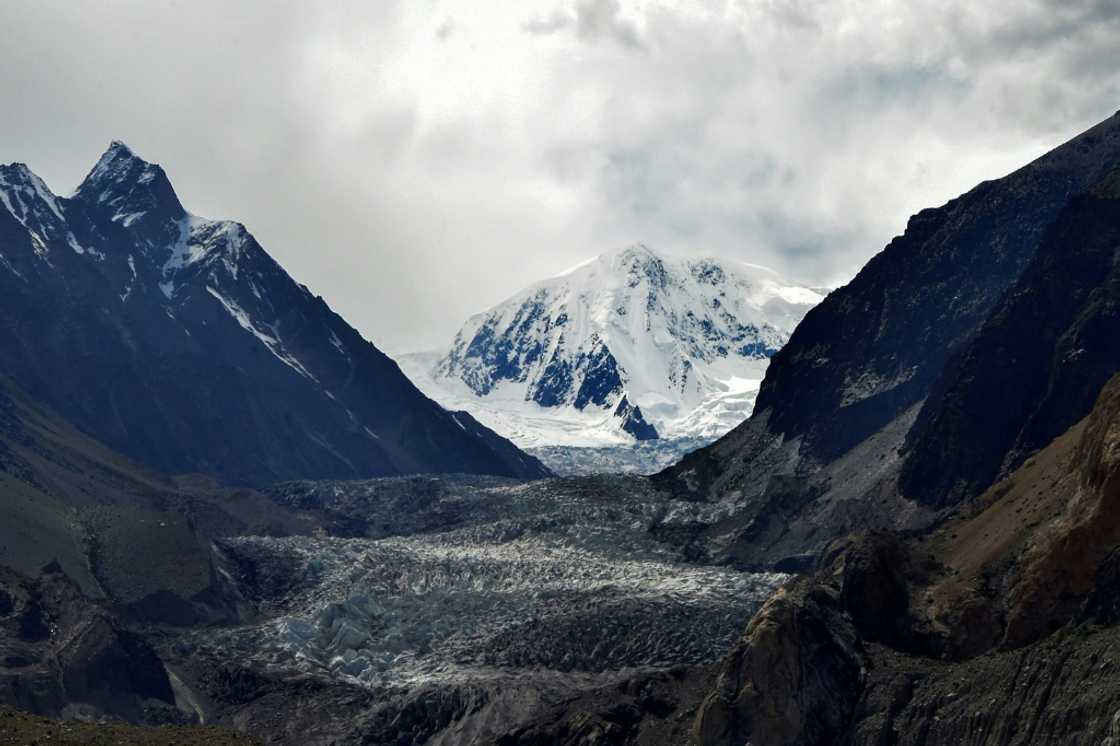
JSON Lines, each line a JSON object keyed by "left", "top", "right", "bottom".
{"left": 1, "top": 1, "right": 1118, "bottom": 352}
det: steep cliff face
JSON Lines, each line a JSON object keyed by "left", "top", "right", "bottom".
{"left": 0, "top": 563, "right": 175, "bottom": 722}
{"left": 666, "top": 112, "right": 1120, "bottom": 498}
{"left": 751, "top": 112, "right": 1120, "bottom": 464}
{"left": 902, "top": 167, "right": 1120, "bottom": 507}
{"left": 654, "top": 111, "right": 1120, "bottom": 571}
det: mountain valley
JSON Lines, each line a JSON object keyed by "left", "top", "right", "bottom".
{"left": 3, "top": 109, "right": 1120, "bottom": 745}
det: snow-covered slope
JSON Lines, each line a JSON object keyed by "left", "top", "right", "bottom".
{"left": 401, "top": 245, "right": 823, "bottom": 451}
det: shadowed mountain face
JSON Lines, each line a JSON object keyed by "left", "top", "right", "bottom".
{"left": 748, "top": 112, "right": 1120, "bottom": 464}
{"left": 0, "top": 374, "right": 319, "bottom": 614}
{"left": 648, "top": 111, "right": 1120, "bottom": 572}
{"left": 686, "top": 372, "right": 1120, "bottom": 746}
{"left": 902, "top": 167, "right": 1120, "bottom": 507}
{"left": 0, "top": 374, "right": 332, "bottom": 726}
{"left": 671, "top": 112, "right": 1120, "bottom": 477}
{"left": 0, "top": 143, "right": 548, "bottom": 485}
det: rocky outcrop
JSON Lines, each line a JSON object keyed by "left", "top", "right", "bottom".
{"left": 0, "top": 564, "right": 176, "bottom": 722}
{"left": 686, "top": 374, "right": 1120, "bottom": 745}
{"left": 693, "top": 581, "right": 862, "bottom": 746}
{"left": 615, "top": 396, "right": 659, "bottom": 441}
{"left": 495, "top": 667, "right": 713, "bottom": 746}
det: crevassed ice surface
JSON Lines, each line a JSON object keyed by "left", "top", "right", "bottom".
{"left": 193, "top": 476, "right": 785, "bottom": 689}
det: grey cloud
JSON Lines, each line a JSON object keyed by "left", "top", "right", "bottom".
{"left": 524, "top": 0, "right": 644, "bottom": 50}
{"left": 0, "top": 1, "right": 1117, "bottom": 353}
{"left": 523, "top": 12, "right": 572, "bottom": 35}
{"left": 575, "top": 0, "right": 644, "bottom": 49}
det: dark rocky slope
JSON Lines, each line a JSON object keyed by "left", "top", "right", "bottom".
{"left": 736, "top": 110, "right": 1120, "bottom": 466}
{"left": 689, "top": 373, "right": 1120, "bottom": 745}
{"left": 658, "top": 110, "right": 1120, "bottom": 570}
{"left": 903, "top": 166, "right": 1120, "bottom": 507}
{"left": 0, "top": 375, "right": 319, "bottom": 619}
{"left": 0, "top": 563, "right": 178, "bottom": 724}
{"left": 499, "top": 116, "right": 1120, "bottom": 745}
{"left": 0, "top": 144, "right": 547, "bottom": 484}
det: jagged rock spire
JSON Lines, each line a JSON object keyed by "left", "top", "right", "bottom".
{"left": 74, "top": 140, "right": 185, "bottom": 228}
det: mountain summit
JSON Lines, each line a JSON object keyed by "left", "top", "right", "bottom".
{"left": 0, "top": 142, "right": 548, "bottom": 483}
{"left": 402, "top": 245, "right": 822, "bottom": 451}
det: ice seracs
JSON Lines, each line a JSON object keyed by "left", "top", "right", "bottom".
{"left": 401, "top": 244, "right": 824, "bottom": 459}
{"left": 201, "top": 476, "right": 787, "bottom": 689}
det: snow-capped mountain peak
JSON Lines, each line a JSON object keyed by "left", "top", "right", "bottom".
{"left": 0, "top": 163, "right": 71, "bottom": 253}
{"left": 401, "top": 245, "right": 824, "bottom": 452}
{"left": 76, "top": 140, "right": 166, "bottom": 194}
{"left": 73, "top": 141, "right": 186, "bottom": 250}
{"left": 40, "top": 142, "right": 273, "bottom": 302}
{"left": 0, "top": 142, "right": 549, "bottom": 482}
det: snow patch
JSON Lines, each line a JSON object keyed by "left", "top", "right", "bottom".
{"left": 120, "top": 255, "right": 138, "bottom": 301}
{"left": 206, "top": 285, "right": 318, "bottom": 382}
{"left": 113, "top": 210, "right": 147, "bottom": 227}
{"left": 328, "top": 328, "right": 347, "bottom": 355}
{"left": 160, "top": 215, "right": 251, "bottom": 297}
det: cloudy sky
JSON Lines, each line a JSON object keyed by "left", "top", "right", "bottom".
{"left": 1, "top": 1, "right": 1118, "bottom": 352}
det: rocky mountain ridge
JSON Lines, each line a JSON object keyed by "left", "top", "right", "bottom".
{"left": 660, "top": 109, "right": 1120, "bottom": 570}
{"left": 0, "top": 142, "right": 547, "bottom": 485}
{"left": 902, "top": 165, "right": 1120, "bottom": 507}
